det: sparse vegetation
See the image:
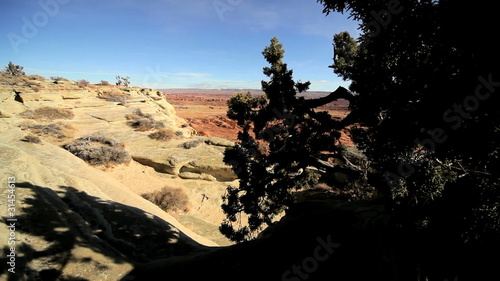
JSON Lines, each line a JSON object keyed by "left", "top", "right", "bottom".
{"left": 31, "top": 85, "right": 42, "bottom": 92}
{"left": 98, "top": 90, "right": 129, "bottom": 105}
{"left": 115, "top": 75, "right": 130, "bottom": 87}
{"left": 98, "top": 80, "right": 110, "bottom": 86}
{"left": 26, "top": 122, "right": 74, "bottom": 139}
{"left": 22, "top": 106, "right": 75, "bottom": 120}
{"left": 142, "top": 186, "right": 190, "bottom": 213}
{"left": 125, "top": 109, "right": 165, "bottom": 131}
{"left": 21, "top": 134, "right": 42, "bottom": 144}
{"left": 76, "top": 79, "right": 90, "bottom": 88}
{"left": 28, "top": 75, "right": 46, "bottom": 81}
{"left": 63, "top": 133, "right": 131, "bottom": 166}
{"left": 148, "top": 128, "right": 177, "bottom": 141}
{"left": 5, "top": 62, "right": 25, "bottom": 75}
{"left": 179, "top": 139, "right": 203, "bottom": 149}
{"left": 50, "top": 76, "right": 68, "bottom": 82}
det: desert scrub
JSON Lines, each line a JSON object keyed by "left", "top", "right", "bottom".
{"left": 148, "top": 128, "right": 177, "bottom": 141}
{"left": 125, "top": 109, "right": 165, "bottom": 131}
{"left": 97, "top": 90, "right": 129, "bottom": 105}
{"left": 63, "top": 132, "right": 130, "bottom": 166}
{"left": 28, "top": 75, "right": 46, "bottom": 81}
{"left": 141, "top": 186, "right": 190, "bottom": 213}
{"left": 26, "top": 122, "right": 74, "bottom": 139}
{"left": 179, "top": 139, "right": 203, "bottom": 149}
{"left": 21, "top": 134, "right": 41, "bottom": 144}
{"left": 76, "top": 79, "right": 90, "bottom": 88}
{"left": 22, "top": 106, "right": 74, "bottom": 120}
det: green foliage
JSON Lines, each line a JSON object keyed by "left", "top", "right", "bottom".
{"left": 226, "top": 92, "right": 266, "bottom": 126}
{"left": 221, "top": 37, "right": 348, "bottom": 242}
{"left": 331, "top": 31, "right": 358, "bottom": 80}
{"left": 5, "top": 61, "right": 25, "bottom": 75}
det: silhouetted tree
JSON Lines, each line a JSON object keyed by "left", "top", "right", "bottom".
{"left": 220, "top": 37, "right": 358, "bottom": 242}
{"left": 319, "top": 0, "right": 499, "bottom": 278}
{"left": 116, "top": 75, "right": 130, "bottom": 86}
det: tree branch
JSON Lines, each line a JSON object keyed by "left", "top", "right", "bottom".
{"left": 314, "top": 158, "right": 364, "bottom": 178}
{"left": 303, "top": 86, "right": 353, "bottom": 109}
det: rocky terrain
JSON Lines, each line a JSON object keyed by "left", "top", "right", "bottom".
{"left": 0, "top": 74, "right": 239, "bottom": 280}
{"left": 0, "top": 75, "right": 363, "bottom": 280}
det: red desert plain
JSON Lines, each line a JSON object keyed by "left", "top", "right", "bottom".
{"left": 163, "top": 88, "right": 353, "bottom": 145}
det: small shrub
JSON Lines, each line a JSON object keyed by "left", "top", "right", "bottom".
{"left": 142, "top": 186, "right": 190, "bottom": 213}
{"left": 50, "top": 76, "right": 68, "bottom": 82}
{"left": 27, "top": 122, "right": 73, "bottom": 139}
{"left": 148, "top": 128, "right": 175, "bottom": 141}
{"left": 28, "top": 75, "right": 45, "bottom": 81}
{"left": 63, "top": 132, "right": 130, "bottom": 166}
{"left": 97, "top": 90, "right": 129, "bottom": 105}
{"left": 179, "top": 139, "right": 203, "bottom": 149}
{"left": 22, "top": 107, "right": 74, "bottom": 120}
{"left": 98, "top": 80, "right": 110, "bottom": 86}
{"left": 21, "top": 134, "right": 41, "bottom": 144}
{"left": 125, "top": 109, "right": 165, "bottom": 131}
{"left": 76, "top": 79, "right": 90, "bottom": 88}
{"left": 32, "top": 85, "right": 42, "bottom": 92}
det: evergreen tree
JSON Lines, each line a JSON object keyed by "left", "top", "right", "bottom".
{"left": 319, "top": 0, "right": 499, "bottom": 278}
{"left": 5, "top": 61, "right": 25, "bottom": 75}
{"left": 221, "top": 37, "right": 357, "bottom": 242}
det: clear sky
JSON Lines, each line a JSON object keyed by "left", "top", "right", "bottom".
{"left": 0, "top": 0, "right": 359, "bottom": 90}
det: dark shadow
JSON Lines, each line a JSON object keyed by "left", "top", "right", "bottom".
{"left": 123, "top": 195, "right": 500, "bottom": 281}
{"left": 0, "top": 182, "right": 210, "bottom": 281}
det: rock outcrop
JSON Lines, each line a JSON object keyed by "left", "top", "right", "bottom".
{"left": 0, "top": 74, "right": 237, "bottom": 279}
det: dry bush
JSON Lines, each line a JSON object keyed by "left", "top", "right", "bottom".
{"left": 142, "top": 186, "right": 190, "bottom": 213}
{"left": 148, "top": 128, "right": 177, "bottom": 141}
{"left": 76, "top": 79, "right": 90, "bottom": 88}
{"left": 50, "top": 76, "right": 68, "bottom": 82}
{"left": 63, "top": 132, "right": 130, "bottom": 166}
{"left": 125, "top": 109, "right": 165, "bottom": 131}
{"left": 32, "top": 85, "right": 42, "bottom": 92}
{"left": 27, "top": 122, "right": 74, "bottom": 139}
{"left": 26, "top": 80, "right": 39, "bottom": 86}
{"left": 179, "top": 139, "right": 203, "bottom": 149}
{"left": 21, "top": 134, "right": 41, "bottom": 144}
{"left": 28, "top": 75, "right": 46, "bottom": 81}
{"left": 98, "top": 80, "right": 110, "bottom": 86}
{"left": 22, "top": 107, "right": 74, "bottom": 120}
{"left": 98, "top": 90, "right": 128, "bottom": 104}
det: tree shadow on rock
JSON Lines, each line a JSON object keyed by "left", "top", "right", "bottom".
{"left": 0, "top": 182, "right": 208, "bottom": 281}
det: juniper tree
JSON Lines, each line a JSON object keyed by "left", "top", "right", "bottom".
{"left": 319, "top": 0, "right": 499, "bottom": 278}
{"left": 220, "top": 37, "right": 357, "bottom": 242}
{"left": 5, "top": 61, "right": 25, "bottom": 75}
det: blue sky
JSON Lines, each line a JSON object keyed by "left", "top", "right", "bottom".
{"left": 0, "top": 0, "right": 359, "bottom": 90}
